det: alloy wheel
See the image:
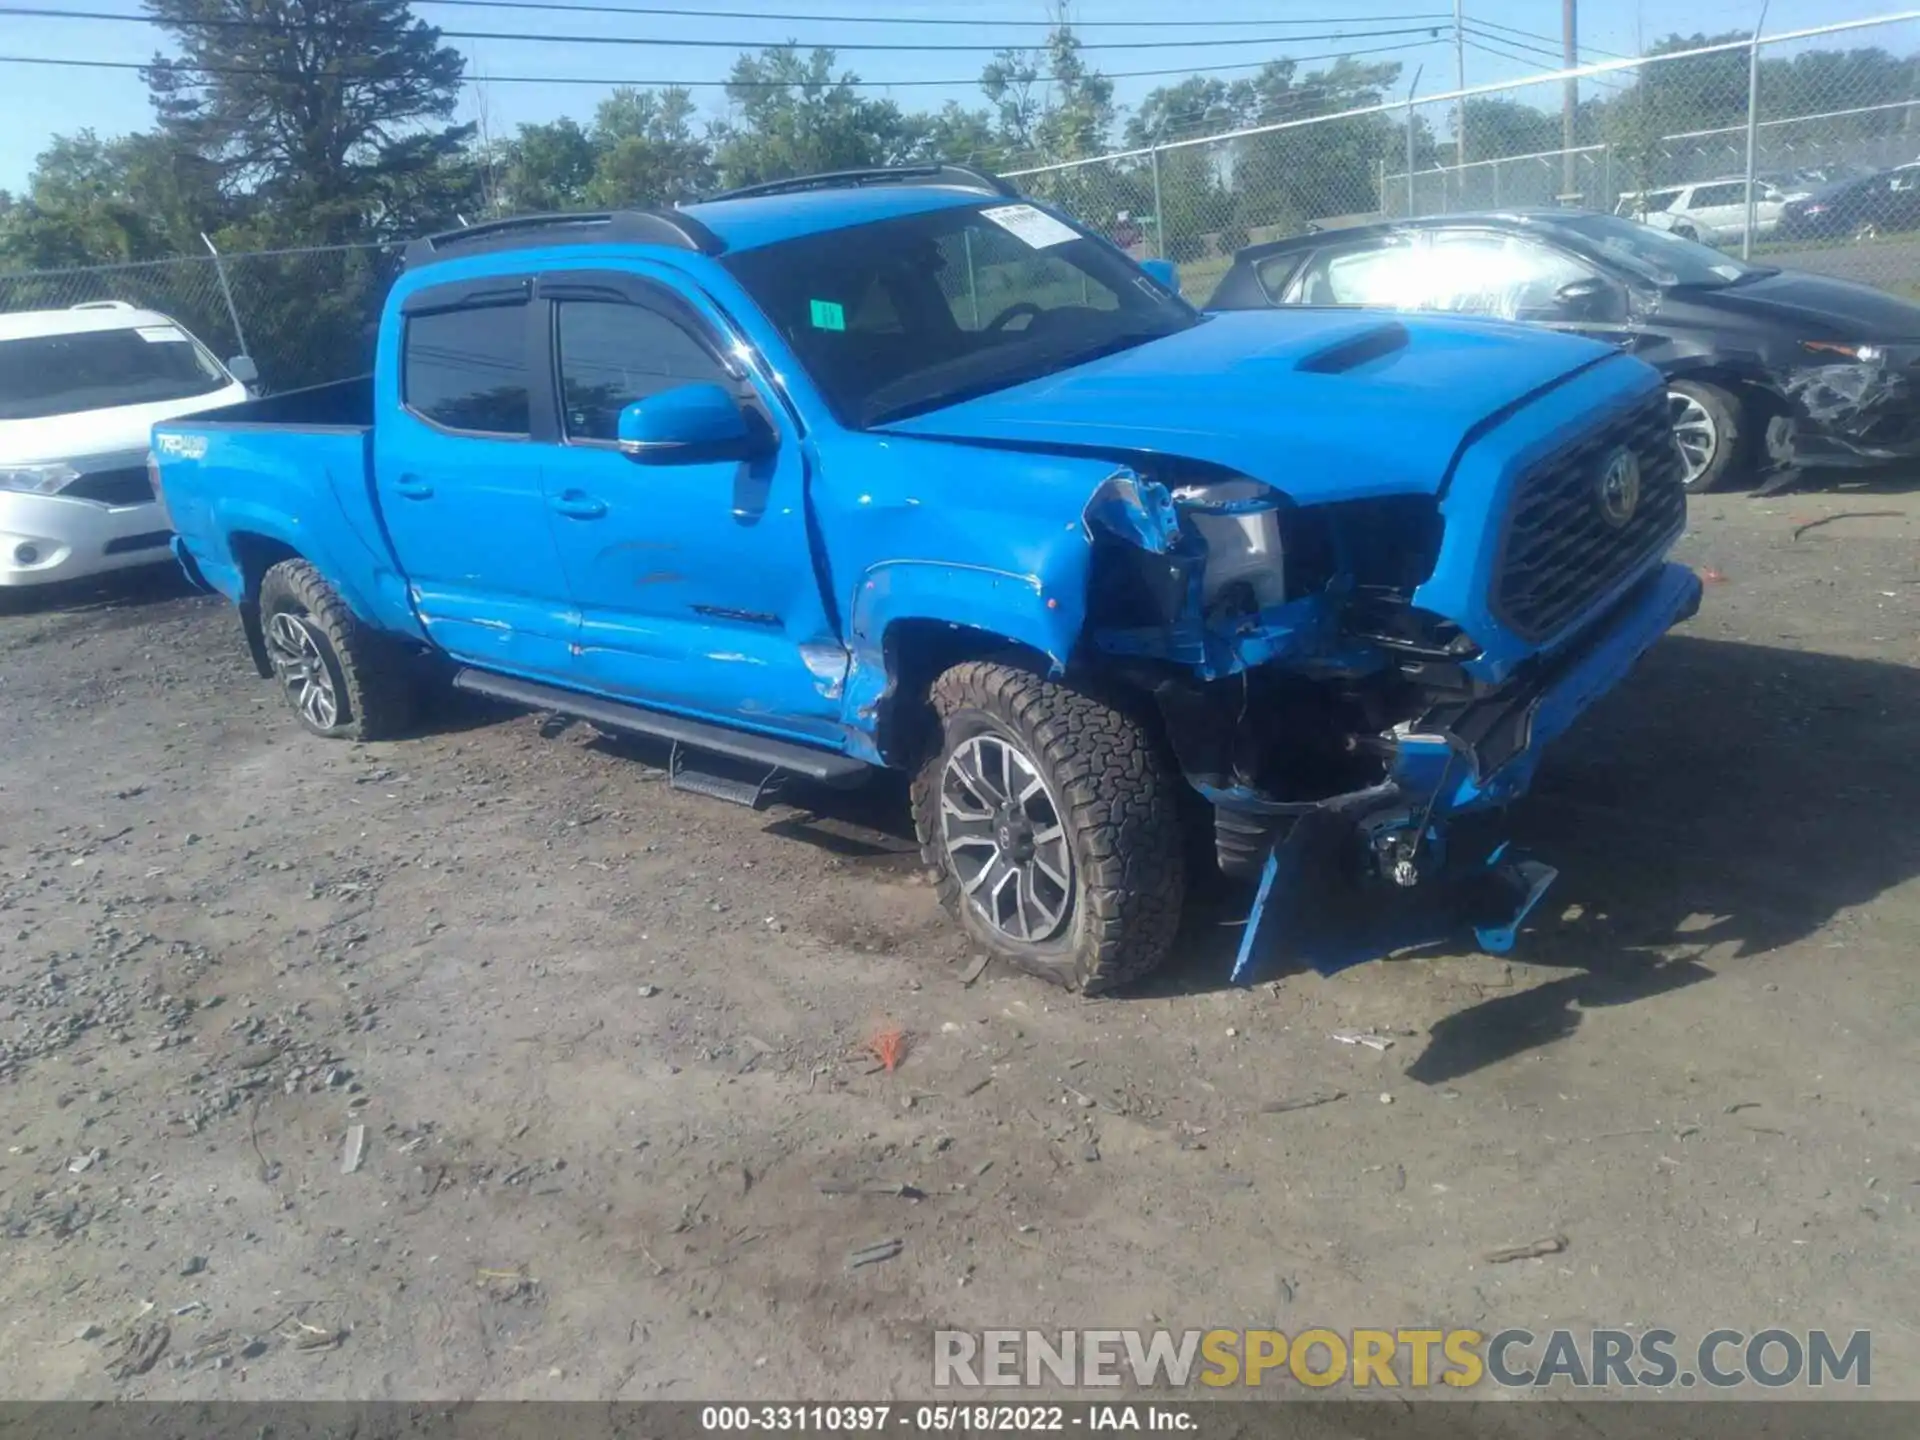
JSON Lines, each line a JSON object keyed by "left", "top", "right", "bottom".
{"left": 265, "top": 610, "right": 341, "bottom": 731}
{"left": 1669, "top": 389, "right": 1718, "bottom": 488}
{"left": 938, "top": 732, "right": 1075, "bottom": 944}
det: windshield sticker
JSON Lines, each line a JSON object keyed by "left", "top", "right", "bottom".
{"left": 980, "top": 204, "right": 1081, "bottom": 249}
{"left": 809, "top": 298, "right": 846, "bottom": 331}
{"left": 134, "top": 325, "right": 190, "bottom": 344}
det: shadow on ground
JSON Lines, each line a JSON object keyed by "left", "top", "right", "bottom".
{"left": 0, "top": 564, "right": 202, "bottom": 624}
{"left": 407, "top": 632, "right": 1920, "bottom": 1085}
{"left": 1143, "top": 633, "right": 1920, "bottom": 1081}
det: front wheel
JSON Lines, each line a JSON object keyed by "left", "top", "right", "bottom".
{"left": 911, "top": 662, "right": 1185, "bottom": 994}
{"left": 258, "top": 559, "right": 415, "bottom": 740}
{"left": 1668, "top": 380, "right": 1746, "bottom": 493}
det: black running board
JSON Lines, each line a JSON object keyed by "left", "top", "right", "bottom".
{"left": 450, "top": 668, "right": 867, "bottom": 783}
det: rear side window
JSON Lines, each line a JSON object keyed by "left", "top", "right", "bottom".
{"left": 403, "top": 305, "right": 530, "bottom": 435}
{"left": 1689, "top": 183, "right": 1747, "bottom": 207}
{"left": 1252, "top": 252, "right": 1307, "bottom": 302}
{"left": 554, "top": 300, "right": 730, "bottom": 442}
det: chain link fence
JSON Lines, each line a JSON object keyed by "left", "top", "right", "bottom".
{"left": 1011, "top": 11, "right": 1920, "bottom": 305}
{"left": 0, "top": 242, "right": 401, "bottom": 393}
{"left": 5, "top": 12, "right": 1918, "bottom": 369}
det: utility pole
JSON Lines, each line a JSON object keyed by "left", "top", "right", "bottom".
{"left": 1454, "top": 0, "right": 1467, "bottom": 173}
{"left": 1560, "top": 0, "right": 1578, "bottom": 202}
{"left": 1742, "top": 1, "right": 1771, "bottom": 259}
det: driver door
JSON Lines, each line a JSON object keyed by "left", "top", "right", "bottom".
{"left": 532, "top": 273, "right": 845, "bottom": 741}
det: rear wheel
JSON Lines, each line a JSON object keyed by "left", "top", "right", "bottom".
{"left": 911, "top": 661, "right": 1184, "bottom": 994}
{"left": 1668, "top": 380, "right": 1745, "bottom": 493}
{"left": 258, "top": 559, "right": 415, "bottom": 740}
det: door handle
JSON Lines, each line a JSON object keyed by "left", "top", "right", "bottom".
{"left": 552, "top": 491, "right": 607, "bottom": 520}
{"left": 394, "top": 476, "right": 434, "bottom": 500}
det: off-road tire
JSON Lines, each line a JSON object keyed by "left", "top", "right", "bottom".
{"left": 258, "top": 559, "right": 415, "bottom": 740}
{"left": 911, "top": 661, "right": 1185, "bottom": 994}
{"left": 1669, "top": 378, "right": 1746, "bottom": 493}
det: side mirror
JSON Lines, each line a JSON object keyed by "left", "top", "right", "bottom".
{"left": 1552, "top": 277, "right": 1618, "bottom": 320}
{"left": 1139, "top": 258, "right": 1179, "bottom": 292}
{"left": 616, "top": 383, "right": 759, "bottom": 463}
{"left": 226, "top": 354, "right": 259, "bottom": 386}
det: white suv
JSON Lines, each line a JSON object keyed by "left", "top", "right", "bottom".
{"left": 1614, "top": 178, "right": 1804, "bottom": 244}
{"left": 1, "top": 302, "right": 254, "bottom": 589}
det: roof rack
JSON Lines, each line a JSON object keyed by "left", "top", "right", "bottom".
{"left": 701, "top": 163, "right": 1020, "bottom": 205}
{"left": 403, "top": 209, "right": 725, "bottom": 268}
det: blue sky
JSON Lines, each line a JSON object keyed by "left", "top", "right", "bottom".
{"left": 2, "top": 0, "right": 1914, "bottom": 192}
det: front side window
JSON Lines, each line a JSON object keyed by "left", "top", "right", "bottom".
{"left": 1544, "top": 212, "right": 1760, "bottom": 286}
{"left": 403, "top": 304, "right": 530, "bottom": 436}
{"left": 0, "top": 324, "right": 229, "bottom": 422}
{"left": 721, "top": 201, "right": 1197, "bottom": 427}
{"left": 554, "top": 300, "right": 731, "bottom": 442}
{"left": 1423, "top": 232, "right": 1599, "bottom": 320}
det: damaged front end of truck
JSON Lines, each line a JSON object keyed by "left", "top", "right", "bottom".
{"left": 1078, "top": 393, "right": 1702, "bottom": 985}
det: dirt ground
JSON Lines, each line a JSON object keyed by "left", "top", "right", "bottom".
{"left": 1, "top": 481, "right": 1916, "bottom": 1405}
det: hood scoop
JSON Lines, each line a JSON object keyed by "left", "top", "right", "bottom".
{"left": 1294, "top": 320, "right": 1411, "bottom": 374}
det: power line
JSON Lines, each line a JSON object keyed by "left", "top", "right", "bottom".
{"left": 1462, "top": 25, "right": 1631, "bottom": 89}
{"left": 0, "top": 6, "right": 1449, "bottom": 52}
{"left": 1138, "top": 63, "right": 1432, "bottom": 141}
{"left": 1469, "top": 15, "right": 1630, "bottom": 61}
{"left": 414, "top": 0, "right": 1457, "bottom": 27}
{"left": 0, "top": 38, "right": 1440, "bottom": 88}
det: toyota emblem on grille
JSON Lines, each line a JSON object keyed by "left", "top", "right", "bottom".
{"left": 1596, "top": 447, "right": 1641, "bottom": 528}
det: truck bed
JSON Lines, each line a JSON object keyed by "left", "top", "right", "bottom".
{"left": 152, "top": 373, "right": 420, "bottom": 640}
{"left": 184, "top": 374, "right": 374, "bottom": 430}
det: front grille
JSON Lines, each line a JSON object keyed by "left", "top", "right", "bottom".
{"left": 61, "top": 466, "right": 156, "bottom": 507}
{"left": 1492, "top": 392, "right": 1685, "bottom": 642}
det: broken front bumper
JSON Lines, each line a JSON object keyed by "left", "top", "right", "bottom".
{"left": 1776, "top": 360, "right": 1920, "bottom": 469}
{"left": 1228, "top": 560, "right": 1703, "bottom": 983}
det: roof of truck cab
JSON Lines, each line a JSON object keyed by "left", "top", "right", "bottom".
{"left": 679, "top": 182, "right": 989, "bottom": 252}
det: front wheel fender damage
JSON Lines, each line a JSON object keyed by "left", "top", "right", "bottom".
{"left": 1081, "top": 464, "right": 1342, "bottom": 681}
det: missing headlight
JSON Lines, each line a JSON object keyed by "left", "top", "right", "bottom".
{"left": 1171, "top": 477, "right": 1288, "bottom": 614}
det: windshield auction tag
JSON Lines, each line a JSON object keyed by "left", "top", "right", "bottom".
{"left": 134, "top": 325, "right": 189, "bottom": 344}
{"left": 980, "top": 204, "right": 1081, "bottom": 249}
{"left": 809, "top": 298, "right": 846, "bottom": 331}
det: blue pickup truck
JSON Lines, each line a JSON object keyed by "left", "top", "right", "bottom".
{"left": 153, "top": 165, "right": 1702, "bottom": 991}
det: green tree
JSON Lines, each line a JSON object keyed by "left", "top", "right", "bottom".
{"left": 1230, "top": 58, "right": 1409, "bottom": 236}
{"left": 142, "top": 0, "right": 473, "bottom": 245}
{"left": 1459, "top": 98, "right": 1563, "bottom": 165}
{"left": 905, "top": 102, "right": 1008, "bottom": 170}
{"left": 0, "top": 130, "right": 227, "bottom": 268}
{"left": 981, "top": 11, "right": 1115, "bottom": 166}
{"left": 711, "top": 46, "right": 918, "bottom": 188}
{"left": 496, "top": 118, "right": 598, "bottom": 213}
{"left": 586, "top": 87, "right": 714, "bottom": 206}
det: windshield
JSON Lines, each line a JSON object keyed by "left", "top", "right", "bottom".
{"left": 1545, "top": 212, "right": 1766, "bottom": 287}
{"left": 0, "top": 323, "right": 231, "bottom": 422}
{"left": 721, "top": 201, "right": 1199, "bottom": 427}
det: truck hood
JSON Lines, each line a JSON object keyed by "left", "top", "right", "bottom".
{"left": 0, "top": 383, "right": 250, "bottom": 466}
{"left": 876, "top": 309, "right": 1618, "bottom": 500}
